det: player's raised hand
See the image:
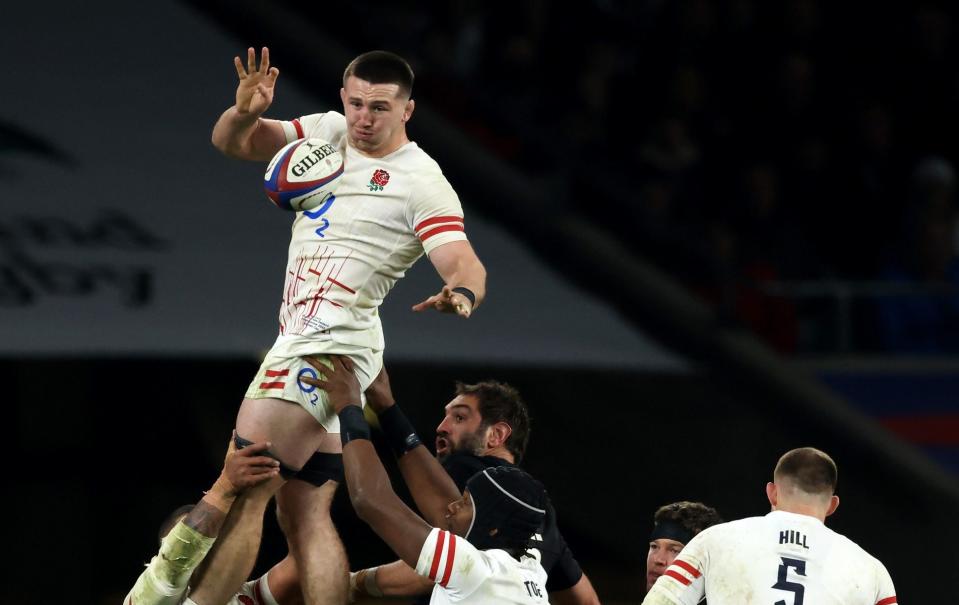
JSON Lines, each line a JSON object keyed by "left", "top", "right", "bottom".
{"left": 233, "top": 46, "right": 279, "bottom": 116}
{"left": 364, "top": 365, "right": 396, "bottom": 414}
{"left": 221, "top": 431, "right": 280, "bottom": 493}
{"left": 302, "top": 355, "right": 361, "bottom": 413}
{"left": 412, "top": 285, "right": 472, "bottom": 318}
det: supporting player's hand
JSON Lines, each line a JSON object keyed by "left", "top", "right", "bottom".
{"left": 365, "top": 365, "right": 396, "bottom": 414}
{"left": 302, "top": 355, "right": 361, "bottom": 414}
{"left": 411, "top": 285, "right": 473, "bottom": 318}
{"left": 221, "top": 431, "right": 281, "bottom": 494}
{"left": 233, "top": 46, "right": 279, "bottom": 116}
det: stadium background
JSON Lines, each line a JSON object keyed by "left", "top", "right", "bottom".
{"left": 4, "top": 0, "right": 959, "bottom": 602}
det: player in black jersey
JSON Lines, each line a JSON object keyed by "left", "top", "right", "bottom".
{"left": 350, "top": 369, "right": 600, "bottom": 605}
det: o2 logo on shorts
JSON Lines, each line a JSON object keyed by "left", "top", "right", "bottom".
{"left": 297, "top": 367, "right": 320, "bottom": 407}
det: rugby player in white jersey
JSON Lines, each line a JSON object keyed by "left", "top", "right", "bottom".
{"left": 642, "top": 447, "right": 898, "bottom": 605}
{"left": 204, "top": 48, "right": 487, "bottom": 605}
{"left": 302, "top": 355, "right": 551, "bottom": 605}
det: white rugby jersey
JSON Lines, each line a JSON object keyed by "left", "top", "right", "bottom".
{"left": 269, "top": 112, "right": 468, "bottom": 357}
{"left": 415, "top": 528, "right": 550, "bottom": 604}
{"left": 643, "top": 510, "right": 897, "bottom": 605}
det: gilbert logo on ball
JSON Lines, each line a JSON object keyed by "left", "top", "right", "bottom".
{"left": 264, "top": 138, "right": 344, "bottom": 211}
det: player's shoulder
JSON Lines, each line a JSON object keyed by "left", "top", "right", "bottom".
{"left": 828, "top": 526, "right": 888, "bottom": 568}
{"left": 397, "top": 143, "right": 448, "bottom": 180}
{"left": 294, "top": 111, "right": 347, "bottom": 142}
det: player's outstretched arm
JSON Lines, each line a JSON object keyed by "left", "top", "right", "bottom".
{"left": 551, "top": 574, "right": 602, "bottom": 605}
{"left": 123, "top": 435, "right": 279, "bottom": 605}
{"left": 351, "top": 559, "right": 436, "bottom": 600}
{"left": 301, "top": 356, "right": 433, "bottom": 568}
{"left": 413, "top": 240, "right": 486, "bottom": 318}
{"left": 362, "top": 364, "right": 462, "bottom": 526}
{"left": 188, "top": 434, "right": 280, "bottom": 536}
{"left": 211, "top": 46, "right": 287, "bottom": 161}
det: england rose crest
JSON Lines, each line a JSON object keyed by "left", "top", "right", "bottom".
{"left": 368, "top": 169, "right": 390, "bottom": 191}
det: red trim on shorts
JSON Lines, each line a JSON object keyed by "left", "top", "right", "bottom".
{"left": 876, "top": 597, "right": 897, "bottom": 605}
{"left": 415, "top": 215, "right": 463, "bottom": 232}
{"left": 265, "top": 369, "right": 289, "bottom": 377}
{"left": 292, "top": 119, "right": 304, "bottom": 139}
{"left": 420, "top": 224, "right": 465, "bottom": 242}
{"left": 259, "top": 381, "right": 285, "bottom": 389}
{"left": 439, "top": 534, "right": 456, "bottom": 587}
{"left": 664, "top": 569, "right": 692, "bottom": 586}
{"left": 671, "top": 559, "right": 701, "bottom": 578}
{"left": 429, "top": 530, "right": 446, "bottom": 580}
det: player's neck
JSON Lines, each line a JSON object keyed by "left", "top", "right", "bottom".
{"left": 482, "top": 446, "right": 514, "bottom": 464}
{"left": 773, "top": 503, "right": 827, "bottom": 523}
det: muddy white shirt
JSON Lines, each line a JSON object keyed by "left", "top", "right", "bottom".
{"left": 643, "top": 511, "right": 897, "bottom": 605}
{"left": 415, "top": 528, "right": 550, "bottom": 604}
{"left": 269, "top": 112, "right": 467, "bottom": 357}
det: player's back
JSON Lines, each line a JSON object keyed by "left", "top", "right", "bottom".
{"left": 654, "top": 511, "right": 896, "bottom": 605}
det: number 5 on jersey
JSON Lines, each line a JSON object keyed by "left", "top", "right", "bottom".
{"left": 773, "top": 557, "right": 806, "bottom": 605}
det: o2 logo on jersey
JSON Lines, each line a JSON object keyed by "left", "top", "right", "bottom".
{"left": 304, "top": 194, "right": 336, "bottom": 237}
{"left": 297, "top": 367, "right": 320, "bottom": 407}
{"left": 524, "top": 580, "right": 543, "bottom": 599}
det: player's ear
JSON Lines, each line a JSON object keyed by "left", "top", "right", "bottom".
{"left": 340, "top": 87, "right": 347, "bottom": 106}
{"left": 825, "top": 495, "right": 840, "bottom": 517}
{"left": 487, "top": 421, "right": 512, "bottom": 449}
{"left": 766, "top": 482, "right": 778, "bottom": 508}
{"left": 403, "top": 98, "right": 415, "bottom": 122}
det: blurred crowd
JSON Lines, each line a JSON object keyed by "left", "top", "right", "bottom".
{"left": 293, "top": 0, "right": 959, "bottom": 355}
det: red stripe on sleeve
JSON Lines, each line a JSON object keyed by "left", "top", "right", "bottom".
{"left": 420, "top": 224, "right": 465, "bottom": 242}
{"left": 429, "top": 530, "right": 446, "bottom": 581}
{"left": 292, "top": 119, "right": 304, "bottom": 139}
{"left": 259, "top": 381, "right": 285, "bottom": 389}
{"left": 439, "top": 534, "right": 456, "bottom": 587}
{"left": 671, "top": 559, "right": 702, "bottom": 578}
{"left": 664, "top": 569, "right": 692, "bottom": 586}
{"left": 415, "top": 215, "right": 463, "bottom": 232}
{"left": 876, "top": 597, "right": 897, "bottom": 605}
{"left": 265, "top": 369, "right": 290, "bottom": 377}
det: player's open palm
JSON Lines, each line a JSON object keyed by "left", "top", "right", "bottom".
{"left": 233, "top": 46, "right": 279, "bottom": 116}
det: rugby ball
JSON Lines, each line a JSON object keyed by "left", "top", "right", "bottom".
{"left": 264, "top": 138, "right": 344, "bottom": 211}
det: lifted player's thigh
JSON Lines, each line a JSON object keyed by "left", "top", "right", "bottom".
{"left": 236, "top": 396, "right": 327, "bottom": 469}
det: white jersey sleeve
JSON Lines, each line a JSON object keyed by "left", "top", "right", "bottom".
{"left": 408, "top": 173, "right": 467, "bottom": 255}
{"left": 874, "top": 560, "right": 897, "bottom": 605}
{"left": 642, "top": 533, "right": 708, "bottom": 605}
{"left": 415, "top": 528, "right": 491, "bottom": 601}
{"left": 279, "top": 112, "right": 348, "bottom": 147}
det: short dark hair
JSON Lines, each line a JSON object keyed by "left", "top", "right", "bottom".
{"left": 158, "top": 504, "right": 195, "bottom": 544}
{"left": 455, "top": 380, "right": 530, "bottom": 463}
{"left": 343, "top": 50, "right": 414, "bottom": 99}
{"left": 774, "top": 447, "right": 838, "bottom": 495}
{"left": 653, "top": 501, "right": 723, "bottom": 537}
